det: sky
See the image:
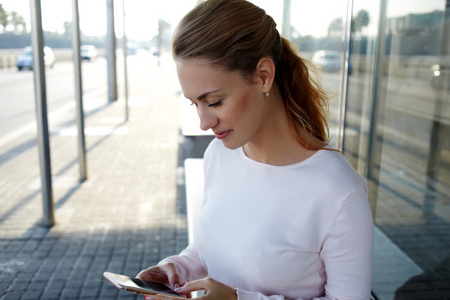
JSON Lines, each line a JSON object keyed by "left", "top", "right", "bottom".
{"left": 0, "top": 0, "right": 198, "bottom": 39}
{"left": 0, "top": 0, "right": 446, "bottom": 41}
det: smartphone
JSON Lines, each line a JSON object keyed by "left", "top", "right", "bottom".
{"left": 103, "top": 272, "right": 184, "bottom": 297}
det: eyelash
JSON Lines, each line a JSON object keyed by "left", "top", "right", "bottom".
{"left": 208, "top": 100, "right": 222, "bottom": 107}
{"left": 190, "top": 100, "right": 222, "bottom": 107}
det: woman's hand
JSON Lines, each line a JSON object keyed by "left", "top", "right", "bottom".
{"left": 143, "top": 277, "right": 237, "bottom": 300}
{"left": 136, "top": 262, "right": 181, "bottom": 289}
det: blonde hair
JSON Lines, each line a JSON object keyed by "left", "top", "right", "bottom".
{"left": 172, "top": 0, "right": 330, "bottom": 149}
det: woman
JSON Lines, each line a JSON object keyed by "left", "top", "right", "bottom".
{"left": 137, "top": 0, "right": 373, "bottom": 299}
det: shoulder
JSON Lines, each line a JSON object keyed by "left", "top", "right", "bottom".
{"left": 203, "top": 138, "right": 239, "bottom": 175}
{"left": 314, "top": 149, "right": 364, "bottom": 185}
{"left": 204, "top": 138, "right": 225, "bottom": 166}
{"left": 204, "top": 138, "right": 242, "bottom": 164}
{"left": 304, "top": 149, "right": 368, "bottom": 206}
{"left": 305, "top": 150, "right": 371, "bottom": 238}
{"left": 204, "top": 138, "right": 223, "bottom": 159}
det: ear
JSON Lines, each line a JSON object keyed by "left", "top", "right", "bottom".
{"left": 254, "top": 57, "right": 275, "bottom": 94}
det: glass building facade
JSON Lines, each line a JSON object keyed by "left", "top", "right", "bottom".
{"left": 274, "top": 0, "right": 449, "bottom": 298}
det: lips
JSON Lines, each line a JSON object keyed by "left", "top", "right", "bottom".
{"left": 214, "top": 130, "right": 231, "bottom": 139}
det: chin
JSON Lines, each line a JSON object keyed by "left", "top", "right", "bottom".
{"left": 219, "top": 139, "right": 243, "bottom": 150}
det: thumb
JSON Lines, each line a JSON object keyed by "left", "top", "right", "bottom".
{"left": 164, "top": 266, "right": 181, "bottom": 289}
{"left": 168, "top": 276, "right": 181, "bottom": 290}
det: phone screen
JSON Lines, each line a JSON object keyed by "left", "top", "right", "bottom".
{"left": 103, "top": 272, "right": 183, "bottom": 296}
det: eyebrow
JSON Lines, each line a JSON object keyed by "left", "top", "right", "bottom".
{"left": 197, "top": 89, "right": 221, "bottom": 101}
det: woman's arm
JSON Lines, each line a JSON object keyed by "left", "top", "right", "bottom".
{"left": 159, "top": 243, "right": 208, "bottom": 283}
{"left": 319, "top": 186, "right": 374, "bottom": 300}
{"left": 136, "top": 243, "right": 207, "bottom": 291}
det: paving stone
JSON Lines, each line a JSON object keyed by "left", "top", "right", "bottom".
{"left": 40, "top": 291, "right": 61, "bottom": 300}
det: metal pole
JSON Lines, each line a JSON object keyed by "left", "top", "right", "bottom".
{"left": 30, "top": 0, "right": 54, "bottom": 227}
{"left": 72, "top": 0, "right": 87, "bottom": 181}
{"left": 122, "top": 0, "right": 129, "bottom": 121}
{"left": 106, "top": 0, "right": 117, "bottom": 102}
{"left": 365, "top": 0, "right": 389, "bottom": 217}
{"left": 336, "top": 0, "right": 353, "bottom": 151}
{"left": 282, "top": 0, "right": 291, "bottom": 39}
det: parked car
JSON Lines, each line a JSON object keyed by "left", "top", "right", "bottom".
{"left": 16, "top": 46, "right": 55, "bottom": 71}
{"left": 80, "top": 45, "right": 98, "bottom": 61}
{"left": 431, "top": 64, "right": 449, "bottom": 90}
{"left": 149, "top": 47, "right": 160, "bottom": 57}
{"left": 127, "top": 43, "right": 138, "bottom": 55}
{"left": 312, "top": 50, "right": 341, "bottom": 72}
{"left": 311, "top": 50, "right": 352, "bottom": 74}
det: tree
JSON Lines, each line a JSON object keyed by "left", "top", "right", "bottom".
{"left": 0, "top": 4, "right": 8, "bottom": 32}
{"left": 10, "top": 11, "right": 26, "bottom": 33}
{"left": 328, "top": 18, "right": 343, "bottom": 37}
{"left": 63, "top": 21, "right": 72, "bottom": 37}
{"left": 352, "top": 10, "right": 370, "bottom": 34}
{"left": 157, "top": 18, "right": 171, "bottom": 51}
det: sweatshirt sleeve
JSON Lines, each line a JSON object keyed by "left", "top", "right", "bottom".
{"left": 319, "top": 184, "right": 374, "bottom": 300}
{"left": 238, "top": 184, "right": 373, "bottom": 300}
{"left": 159, "top": 243, "right": 208, "bottom": 283}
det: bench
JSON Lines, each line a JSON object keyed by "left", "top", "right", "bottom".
{"left": 184, "top": 158, "right": 205, "bottom": 244}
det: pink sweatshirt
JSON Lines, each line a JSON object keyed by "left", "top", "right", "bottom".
{"left": 162, "top": 139, "right": 373, "bottom": 300}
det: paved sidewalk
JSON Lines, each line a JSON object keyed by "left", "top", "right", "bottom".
{"left": 0, "top": 54, "right": 191, "bottom": 300}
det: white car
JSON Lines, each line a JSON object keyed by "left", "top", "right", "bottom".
{"left": 16, "top": 46, "right": 55, "bottom": 71}
{"left": 311, "top": 50, "right": 342, "bottom": 72}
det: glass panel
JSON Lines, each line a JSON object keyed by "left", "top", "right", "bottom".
{"left": 289, "top": 0, "right": 347, "bottom": 148}
{"left": 344, "top": 0, "right": 450, "bottom": 298}
{"left": 251, "top": 0, "right": 347, "bottom": 148}
{"left": 343, "top": 0, "right": 380, "bottom": 174}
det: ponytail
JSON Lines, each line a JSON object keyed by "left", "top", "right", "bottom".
{"left": 275, "top": 38, "right": 330, "bottom": 149}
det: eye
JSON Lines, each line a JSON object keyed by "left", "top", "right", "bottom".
{"left": 208, "top": 100, "right": 222, "bottom": 107}
{"left": 189, "top": 101, "right": 197, "bottom": 107}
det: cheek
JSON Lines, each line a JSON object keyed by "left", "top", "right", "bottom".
{"left": 227, "top": 89, "right": 258, "bottom": 122}
{"left": 242, "top": 94, "right": 268, "bottom": 131}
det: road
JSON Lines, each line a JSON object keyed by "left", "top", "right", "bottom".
{"left": 0, "top": 57, "right": 109, "bottom": 139}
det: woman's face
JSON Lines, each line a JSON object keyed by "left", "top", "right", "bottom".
{"left": 176, "top": 58, "right": 271, "bottom": 150}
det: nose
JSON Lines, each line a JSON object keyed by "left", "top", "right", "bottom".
{"left": 197, "top": 107, "right": 218, "bottom": 131}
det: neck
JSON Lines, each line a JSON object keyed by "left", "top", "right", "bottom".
{"left": 243, "top": 93, "right": 320, "bottom": 166}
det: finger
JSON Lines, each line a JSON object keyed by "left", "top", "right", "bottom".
{"left": 175, "top": 278, "right": 210, "bottom": 295}
{"left": 181, "top": 280, "right": 189, "bottom": 287}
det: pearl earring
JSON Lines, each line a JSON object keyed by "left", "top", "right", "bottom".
{"left": 264, "top": 92, "right": 270, "bottom": 96}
